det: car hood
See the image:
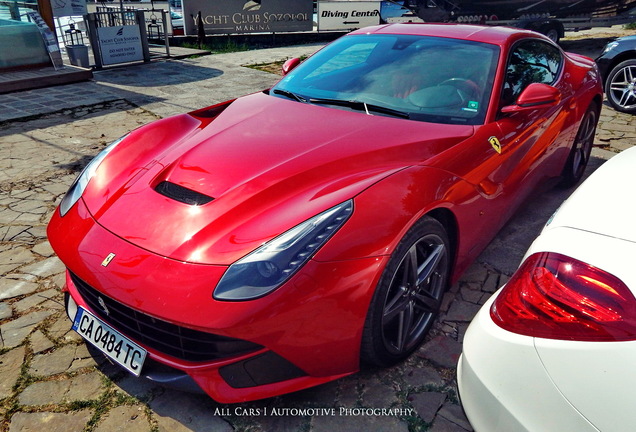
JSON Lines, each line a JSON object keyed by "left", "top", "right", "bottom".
{"left": 548, "top": 146, "right": 636, "bottom": 243}
{"left": 83, "top": 92, "right": 473, "bottom": 264}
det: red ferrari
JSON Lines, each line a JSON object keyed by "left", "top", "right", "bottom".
{"left": 48, "top": 23, "right": 602, "bottom": 403}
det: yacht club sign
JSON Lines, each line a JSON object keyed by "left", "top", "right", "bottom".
{"left": 97, "top": 25, "right": 143, "bottom": 66}
{"left": 183, "top": 0, "right": 313, "bottom": 35}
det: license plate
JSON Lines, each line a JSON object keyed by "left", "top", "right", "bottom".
{"left": 72, "top": 306, "right": 147, "bottom": 376}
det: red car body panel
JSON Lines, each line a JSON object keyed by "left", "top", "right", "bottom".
{"left": 47, "top": 23, "right": 603, "bottom": 402}
{"left": 83, "top": 92, "right": 474, "bottom": 265}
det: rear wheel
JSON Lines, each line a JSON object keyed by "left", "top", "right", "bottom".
{"left": 361, "top": 216, "right": 450, "bottom": 367}
{"left": 542, "top": 25, "right": 560, "bottom": 43}
{"left": 605, "top": 59, "right": 636, "bottom": 114}
{"left": 560, "top": 101, "right": 598, "bottom": 188}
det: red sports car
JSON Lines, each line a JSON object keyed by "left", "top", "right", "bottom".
{"left": 48, "top": 23, "right": 602, "bottom": 403}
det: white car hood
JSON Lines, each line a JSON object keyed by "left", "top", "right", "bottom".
{"left": 548, "top": 146, "right": 636, "bottom": 243}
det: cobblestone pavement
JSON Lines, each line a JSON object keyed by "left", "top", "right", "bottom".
{"left": 1, "top": 34, "right": 635, "bottom": 432}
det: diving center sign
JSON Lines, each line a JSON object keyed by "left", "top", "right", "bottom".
{"left": 183, "top": 0, "right": 313, "bottom": 35}
{"left": 97, "top": 26, "right": 143, "bottom": 66}
{"left": 318, "top": 1, "right": 381, "bottom": 31}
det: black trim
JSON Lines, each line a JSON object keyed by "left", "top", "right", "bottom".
{"left": 69, "top": 271, "right": 263, "bottom": 363}
{"left": 219, "top": 351, "right": 307, "bottom": 388}
{"left": 155, "top": 181, "right": 213, "bottom": 206}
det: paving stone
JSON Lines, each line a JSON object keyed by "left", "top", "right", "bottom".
{"left": 26, "top": 225, "right": 48, "bottom": 240}
{"left": 437, "top": 402, "right": 473, "bottom": 431}
{"left": 65, "top": 371, "right": 106, "bottom": 401}
{"left": 1, "top": 225, "right": 32, "bottom": 242}
{"left": 30, "top": 329, "right": 54, "bottom": 354}
{"left": 418, "top": 336, "right": 462, "bottom": 369}
{"left": 607, "top": 123, "right": 635, "bottom": 132}
{"left": 459, "top": 264, "right": 488, "bottom": 283}
{"left": 404, "top": 365, "right": 444, "bottom": 389}
{"left": 361, "top": 378, "right": 399, "bottom": 408}
{"left": 256, "top": 412, "right": 306, "bottom": 432}
{"left": 20, "top": 256, "right": 65, "bottom": 278}
{"left": 51, "top": 271, "right": 67, "bottom": 290}
{"left": 10, "top": 199, "right": 48, "bottom": 214}
{"left": 0, "top": 302, "right": 12, "bottom": 320}
{"left": 0, "top": 208, "right": 22, "bottom": 224}
{"left": 0, "top": 309, "right": 55, "bottom": 348}
{"left": 114, "top": 374, "right": 159, "bottom": 400}
{"left": 19, "top": 380, "right": 69, "bottom": 406}
{"left": 429, "top": 414, "right": 473, "bottom": 432}
{"left": 459, "top": 286, "right": 483, "bottom": 303}
{"left": 0, "top": 247, "right": 36, "bottom": 275}
{"left": 411, "top": 391, "right": 446, "bottom": 423}
{"left": 68, "top": 343, "right": 101, "bottom": 372}
{"left": 32, "top": 241, "right": 55, "bottom": 257}
{"left": 0, "top": 346, "right": 26, "bottom": 399}
{"left": 296, "top": 379, "right": 339, "bottom": 407}
{"left": 149, "top": 391, "right": 232, "bottom": 432}
{"left": 457, "top": 323, "right": 470, "bottom": 343}
{"left": 94, "top": 405, "right": 152, "bottom": 432}
{"left": 444, "top": 301, "right": 482, "bottom": 322}
{"left": 312, "top": 412, "right": 410, "bottom": 432}
{"left": 47, "top": 313, "right": 77, "bottom": 341}
{"left": 8, "top": 410, "right": 93, "bottom": 432}
{"left": 13, "top": 288, "right": 60, "bottom": 313}
{"left": 337, "top": 376, "right": 360, "bottom": 408}
{"left": 42, "top": 182, "right": 73, "bottom": 197}
{"left": 482, "top": 272, "right": 501, "bottom": 294}
{"left": 30, "top": 344, "right": 77, "bottom": 376}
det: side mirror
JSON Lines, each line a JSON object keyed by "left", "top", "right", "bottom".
{"left": 501, "top": 83, "right": 561, "bottom": 114}
{"left": 282, "top": 58, "right": 301, "bottom": 75}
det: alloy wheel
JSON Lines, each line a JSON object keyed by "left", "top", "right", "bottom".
{"left": 381, "top": 234, "right": 448, "bottom": 356}
{"left": 607, "top": 62, "right": 636, "bottom": 113}
{"left": 571, "top": 108, "right": 597, "bottom": 179}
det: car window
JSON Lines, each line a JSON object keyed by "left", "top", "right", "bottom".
{"left": 502, "top": 39, "right": 562, "bottom": 105}
{"left": 272, "top": 34, "right": 500, "bottom": 125}
{"left": 305, "top": 42, "right": 379, "bottom": 79}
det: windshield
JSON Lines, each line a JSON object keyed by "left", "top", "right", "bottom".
{"left": 271, "top": 33, "right": 499, "bottom": 125}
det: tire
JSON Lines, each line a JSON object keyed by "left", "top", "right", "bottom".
{"left": 542, "top": 25, "right": 560, "bottom": 44}
{"left": 560, "top": 101, "right": 598, "bottom": 188}
{"left": 605, "top": 59, "right": 636, "bottom": 114}
{"left": 361, "top": 216, "right": 451, "bottom": 367}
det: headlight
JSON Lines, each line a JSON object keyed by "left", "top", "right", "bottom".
{"left": 59, "top": 135, "right": 127, "bottom": 216}
{"left": 214, "top": 200, "right": 354, "bottom": 301}
{"left": 601, "top": 41, "right": 619, "bottom": 55}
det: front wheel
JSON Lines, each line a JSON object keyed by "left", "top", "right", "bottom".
{"left": 361, "top": 216, "right": 451, "bottom": 367}
{"left": 559, "top": 101, "right": 598, "bottom": 188}
{"left": 605, "top": 59, "right": 636, "bottom": 114}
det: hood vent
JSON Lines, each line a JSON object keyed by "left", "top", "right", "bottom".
{"left": 155, "top": 181, "right": 214, "bottom": 206}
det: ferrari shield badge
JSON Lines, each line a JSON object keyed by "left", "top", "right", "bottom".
{"left": 489, "top": 136, "right": 502, "bottom": 154}
{"left": 101, "top": 253, "right": 116, "bottom": 267}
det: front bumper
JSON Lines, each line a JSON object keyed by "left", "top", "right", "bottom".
{"left": 49, "top": 199, "right": 387, "bottom": 403}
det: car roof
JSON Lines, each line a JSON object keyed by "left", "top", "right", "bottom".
{"left": 349, "top": 23, "right": 542, "bottom": 46}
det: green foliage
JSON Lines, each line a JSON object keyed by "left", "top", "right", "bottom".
{"left": 181, "top": 40, "right": 250, "bottom": 53}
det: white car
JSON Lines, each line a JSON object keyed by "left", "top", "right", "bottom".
{"left": 458, "top": 145, "right": 636, "bottom": 432}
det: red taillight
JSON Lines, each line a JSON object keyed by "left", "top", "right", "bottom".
{"left": 491, "top": 252, "right": 636, "bottom": 341}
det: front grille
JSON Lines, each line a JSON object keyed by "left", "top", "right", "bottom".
{"left": 155, "top": 181, "right": 214, "bottom": 206}
{"left": 69, "top": 271, "right": 262, "bottom": 363}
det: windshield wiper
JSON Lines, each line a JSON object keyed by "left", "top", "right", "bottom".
{"left": 272, "top": 89, "right": 307, "bottom": 103}
{"left": 308, "top": 98, "right": 410, "bottom": 119}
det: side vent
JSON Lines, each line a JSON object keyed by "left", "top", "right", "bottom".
{"left": 155, "top": 181, "right": 214, "bottom": 206}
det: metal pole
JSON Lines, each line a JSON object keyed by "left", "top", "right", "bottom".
{"left": 86, "top": 13, "right": 103, "bottom": 69}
